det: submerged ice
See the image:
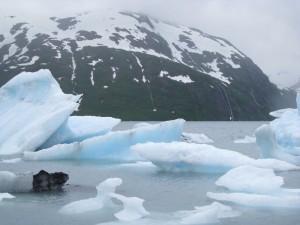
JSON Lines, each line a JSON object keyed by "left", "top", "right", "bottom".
{"left": 0, "top": 70, "right": 80, "bottom": 156}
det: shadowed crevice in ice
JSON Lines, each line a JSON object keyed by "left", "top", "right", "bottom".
{"left": 133, "top": 142, "right": 299, "bottom": 173}
{"left": 0, "top": 69, "right": 81, "bottom": 156}
{"left": 24, "top": 119, "right": 185, "bottom": 161}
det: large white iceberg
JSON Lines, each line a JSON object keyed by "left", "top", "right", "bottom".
{"left": 215, "top": 165, "right": 300, "bottom": 194}
{"left": 40, "top": 116, "right": 121, "bottom": 149}
{"left": 0, "top": 70, "right": 80, "bottom": 156}
{"left": 208, "top": 165, "right": 300, "bottom": 208}
{"left": 24, "top": 119, "right": 185, "bottom": 161}
{"left": 132, "top": 142, "right": 299, "bottom": 173}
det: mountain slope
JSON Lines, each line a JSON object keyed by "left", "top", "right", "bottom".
{"left": 0, "top": 10, "right": 295, "bottom": 120}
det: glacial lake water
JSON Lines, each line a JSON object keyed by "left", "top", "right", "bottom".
{"left": 0, "top": 122, "right": 299, "bottom": 225}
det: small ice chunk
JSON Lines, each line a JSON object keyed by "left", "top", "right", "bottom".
{"left": 60, "top": 178, "right": 122, "bottom": 214}
{"left": 182, "top": 132, "right": 214, "bottom": 144}
{"left": 110, "top": 193, "right": 149, "bottom": 221}
{"left": 207, "top": 192, "right": 300, "bottom": 208}
{"left": 0, "top": 193, "right": 15, "bottom": 201}
{"left": 215, "top": 166, "right": 284, "bottom": 194}
{"left": 233, "top": 135, "right": 256, "bottom": 144}
{"left": 133, "top": 122, "right": 151, "bottom": 129}
{"left": 269, "top": 108, "right": 295, "bottom": 118}
{"left": 177, "top": 202, "right": 240, "bottom": 225}
{"left": 1, "top": 158, "right": 22, "bottom": 163}
{"left": 41, "top": 116, "right": 121, "bottom": 148}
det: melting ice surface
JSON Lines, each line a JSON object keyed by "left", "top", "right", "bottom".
{"left": 60, "top": 178, "right": 123, "bottom": 214}
{"left": 24, "top": 119, "right": 185, "bottom": 161}
{"left": 61, "top": 178, "right": 149, "bottom": 221}
{"left": 133, "top": 142, "right": 299, "bottom": 173}
{"left": 208, "top": 165, "right": 300, "bottom": 208}
{"left": 0, "top": 70, "right": 80, "bottom": 155}
{"left": 41, "top": 116, "right": 121, "bottom": 149}
{"left": 256, "top": 93, "right": 300, "bottom": 164}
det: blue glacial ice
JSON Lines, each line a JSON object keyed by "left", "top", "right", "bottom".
{"left": 132, "top": 142, "right": 299, "bottom": 173}
{"left": 0, "top": 70, "right": 80, "bottom": 156}
{"left": 24, "top": 119, "right": 185, "bottom": 161}
{"left": 40, "top": 116, "right": 121, "bottom": 149}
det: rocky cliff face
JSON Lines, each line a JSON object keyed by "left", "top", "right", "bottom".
{"left": 0, "top": 10, "right": 295, "bottom": 120}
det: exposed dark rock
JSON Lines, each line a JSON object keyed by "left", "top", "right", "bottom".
{"left": 32, "top": 170, "right": 69, "bottom": 192}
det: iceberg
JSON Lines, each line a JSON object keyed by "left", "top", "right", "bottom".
{"left": 233, "top": 135, "right": 256, "bottom": 144}
{"left": 215, "top": 165, "right": 297, "bottom": 194}
{"left": 132, "top": 142, "right": 299, "bottom": 173}
{"left": 24, "top": 119, "right": 185, "bottom": 161}
{"left": 60, "top": 178, "right": 122, "bottom": 214}
{"left": 110, "top": 193, "right": 149, "bottom": 221}
{"left": 182, "top": 133, "right": 214, "bottom": 144}
{"left": 255, "top": 124, "right": 300, "bottom": 165}
{"left": 208, "top": 165, "right": 300, "bottom": 208}
{"left": 207, "top": 192, "right": 300, "bottom": 209}
{"left": 0, "top": 70, "right": 80, "bottom": 156}
{"left": 258, "top": 93, "right": 300, "bottom": 158}
{"left": 61, "top": 177, "right": 149, "bottom": 221}
{"left": 41, "top": 116, "right": 121, "bottom": 149}
{"left": 177, "top": 202, "right": 240, "bottom": 225}
{"left": 0, "top": 193, "right": 15, "bottom": 201}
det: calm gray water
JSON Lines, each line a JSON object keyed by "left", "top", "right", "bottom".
{"left": 0, "top": 122, "right": 299, "bottom": 225}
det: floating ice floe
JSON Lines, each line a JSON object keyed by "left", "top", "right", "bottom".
{"left": 24, "top": 119, "right": 185, "bottom": 161}
{"left": 61, "top": 178, "right": 149, "bottom": 221}
{"left": 60, "top": 178, "right": 122, "bottom": 214}
{"left": 0, "top": 158, "right": 22, "bottom": 163}
{"left": 110, "top": 193, "right": 149, "bottom": 221}
{"left": 255, "top": 124, "right": 300, "bottom": 165}
{"left": 0, "top": 193, "right": 15, "bottom": 201}
{"left": 233, "top": 135, "right": 256, "bottom": 144}
{"left": 176, "top": 201, "right": 240, "bottom": 225}
{"left": 97, "top": 201, "right": 239, "bottom": 225}
{"left": 182, "top": 132, "right": 214, "bottom": 144}
{"left": 0, "top": 70, "right": 81, "bottom": 156}
{"left": 132, "top": 142, "right": 299, "bottom": 173}
{"left": 207, "top": 165, "right": 300, "bottom": 208}
{"left": 41, "top": 116, "right": 121, "bottom": 149}
{"left": 207, "top": 192, "right": 300, "bottom": 208}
